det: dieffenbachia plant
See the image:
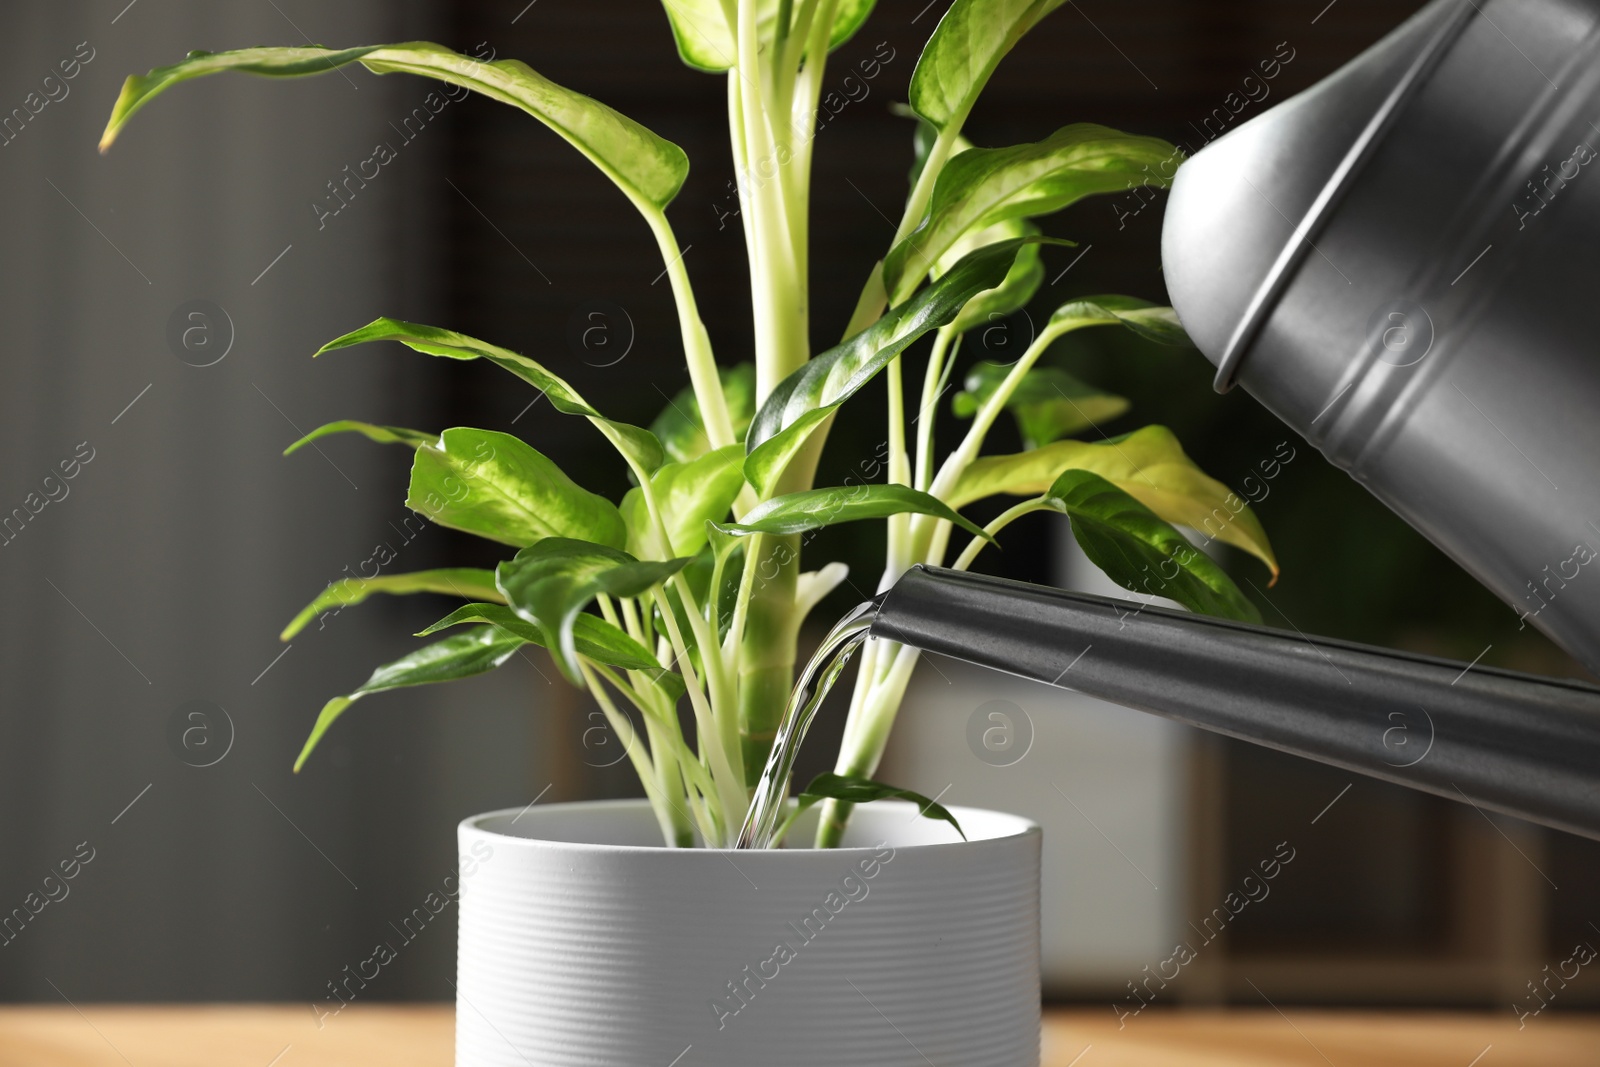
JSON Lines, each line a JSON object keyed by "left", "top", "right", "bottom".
{"left": 101, "top": 1, "right": 1276, "bottom": 849}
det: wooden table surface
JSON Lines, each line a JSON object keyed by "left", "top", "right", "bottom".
{"left": 1, "top": 1005, "right": 1596, "bottom": 1065}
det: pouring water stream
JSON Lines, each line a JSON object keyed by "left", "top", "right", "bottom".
{"left": 735, "top": 599, "right": 878, "bottom": 850}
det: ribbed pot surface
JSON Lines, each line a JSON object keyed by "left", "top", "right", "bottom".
{"left": 455, "top": 799, "right": 1041, "bottom": 1067}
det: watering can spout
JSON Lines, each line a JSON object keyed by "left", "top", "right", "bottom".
{"left": 871, "top": 566, "right": 1600, "bottom": 841}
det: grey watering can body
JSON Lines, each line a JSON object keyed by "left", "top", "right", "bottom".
{"left": 864, "top": 0, "right": 1600, "bottom": 842}
{"left": 1163, "top": 0, "right": 1600, "bottom": 673}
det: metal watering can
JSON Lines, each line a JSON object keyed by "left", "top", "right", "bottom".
{"left": 871, "top": 0, "right": 1600, "bottom": 841}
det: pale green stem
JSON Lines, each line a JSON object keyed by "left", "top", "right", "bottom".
{"left": 843, "top": 261, "right": 888, "bottom": 340}
{"left": 779, "top": 0, "right": 825, "bottom": 84}
{"left": 735, "top": 0, "right": 808, "bottom": 399}
{"left": 643, "top": 209, "right": 735, "bottom": 450}
{"left": 653, "top": 584, "right": 745, "bottom": 841}
{"left": 844, "top": 643, "right": 922, "bottom": 771}
{"left": 619, "top": 596, "right": 644, "bottom": 644}
{"left": 595, "top": 662, "right": 722, "bottom": 833}
{"left": 736, "top": 433, "right": 826, "bottom": 787}
{"left": 644, "top": 719, "right": 697, "bottom": 848}
{"left": 737, "top": 533, "right": 802, "bottom": 785}
{"left": 580, "top": 663, "right": 672, "bottom": 842}
{"left": 914, "top": 328, "right": 957, "bottom": 493}
{"left": 894, "top": 126, "right": 959, "bottom": 249}
{"left": 707, "top": 544, "right": 734, "bottom": 655}
{"left": 724, "top": 533, "right": 761, "bottom": 667}
{"left": 771, "top": 803, "right": 808, "bottom": 849}
{"left": 815, "top": 642, "right": 922, "bottom": 847}
{"left": 672, "top": 569, "right": 733, "bottom": 735}
{"left": 913, "top": 324, "right": 1065, "bottom": 559}
{"left": 885, "top": 357, "right": 912, "bottom": 577}
{"left": 783, "top": 0, "right": 837, "bottom": 284}
{"left": 951, "top": 501, "right": 1046, "bottom": 572}
{"left": 632, "top": 474, "right": 737, "bottom": 782}
{"left": 728, "top": 2, "right": 817, "bottom": 801}
{"left": 728, "top": 73, "right": 760, "bottom": 278}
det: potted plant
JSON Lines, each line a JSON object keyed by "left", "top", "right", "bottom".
{"left": 101, "top": 2, "right": 1275, "bottom": 1063}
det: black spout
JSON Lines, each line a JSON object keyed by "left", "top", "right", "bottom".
{"left": 874, "top": 566, "right": 1600, "bottom": 841}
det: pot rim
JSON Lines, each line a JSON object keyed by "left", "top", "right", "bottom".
{"left": 460, "top": 797, "right": 1039, "bottom": 856}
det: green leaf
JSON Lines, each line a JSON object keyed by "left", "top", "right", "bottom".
{"left": 745, "top": 237, "right": 1054, "bottom": 495}
{"left": 1049, "top": 295, "right": 1193, "bottom": 348}
{"left": 909, "top": 0, "right": 1065, "bottom": 132}
{"left": 281, "top": 568, "right": 503, "bottom": 641}
{"left": 407, "top": 428, "right": 627, "bottom": 550}
{"left": 659, "top": 0, "right": 877, "bottom": 73}
{"left": 650, "top": 364, "right": 756, "bottom": 464}
{"left": 319, "top": 318, "right": 665, "bottom": 474}
{"left": 1042, "top": 469, "right": 1259, "bottom": 623}
{"left": 885, "top": 125, "right": 1179, "bottom": 303}
{"left": 293, "top": 627, "right": 526, "bottom": 772}
{"left": 102, "top": 43, "right": 689, "bottom": 210}
{"left": 952, "top": 363, "right": 1129, "bottom": 448}
{"left": 715, "top": 484, "right": 991, "bottom": 542}
{"left": 795, "top": 773, "right": 965, "bottom": 839}
{"left": 950, "top": 424, "right": 1278, "bottom": 579}
{"left": 283, "top": 420, "right": 438, "bottom": 456}
{"left": 418, "top": 602, "right": 665, "bottom": 673}
{"left": 496, "top": 538, "right": 692, "bottom": 682}
{"left": 623, "top": 445, "right": 747, "bottom": 560}
{"left": 938, "top": 219, "right": 1046, "bottom": 337}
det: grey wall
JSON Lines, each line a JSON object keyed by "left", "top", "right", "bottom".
{"left": 0, "top": 1, "right": 566, "bottom": 1001}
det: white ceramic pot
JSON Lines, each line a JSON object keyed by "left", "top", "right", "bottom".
{"left": 456, "top": 799, "right": 1041, "bottom": 1067}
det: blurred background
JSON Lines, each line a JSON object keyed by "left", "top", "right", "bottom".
{"left": 2, "top": 0, "right": 1597, "bottom": 1013}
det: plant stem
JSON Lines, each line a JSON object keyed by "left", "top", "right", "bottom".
{"left": 894, "top": 126, "right": 957, "bottom": 249}
{"left": 735, "top": 0, "right": 809, "bottom": 401}
{"left": 842, "top": 261, "right": 888, "bottom": 340}
{"left": 653, "top": 584, "right": 745, "bottom": 841}
{"left": 643, "top": 210, "right": 736, "bottom": 450}
{"left": 580, "top": 663, "right": 672, "bottom": 841}
{"left": 597, "top": 665, "right": 721, "bottom": 824}
{"left": 912, "top": 324, "right": 1064, "bottom": 559}
{"left": 619, "top": 596, "right": 644, "bottom": 644}
{"left": 784, "top": 0, "right": 837, "bottom": 291}
{"left": 815, "top": 642, "right": 922, "bottom": 847}
{"left": 737, "top": 534, "right": 802, "bottom": 785}
{"left": 951, "top": 501, "right": 1045, "bottom": 571}
{"left": 914, "top": 328, "right": 957, "bottom": 492}
{"left": 728, "top": 0, "right": 825, "bottom": 802}
{"left": 735, "top": 425, "right": 826, "bottom": 786}
{"left": 885, "top": 357, "right": 911, "bottom": 577}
